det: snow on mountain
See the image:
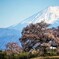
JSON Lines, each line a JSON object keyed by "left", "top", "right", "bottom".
{"left": 34, "top": 6, "right": 59, "bottom": 24}
{"left": 9, "top": 6, "right": 59, "bottom": 30}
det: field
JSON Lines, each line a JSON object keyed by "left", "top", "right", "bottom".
{"left": 31, "top": 56, "right": 59, "bottom": 59}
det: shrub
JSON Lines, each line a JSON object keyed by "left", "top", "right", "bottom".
{"left": 18, "top": 52, "right": 29, "bottom": 59}
{"left": 47, "top": 49, "right": 57, "bottom": 56}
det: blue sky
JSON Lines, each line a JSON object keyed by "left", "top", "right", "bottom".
{"left": 0, "top": 0, "right": 59, "bottom": 28}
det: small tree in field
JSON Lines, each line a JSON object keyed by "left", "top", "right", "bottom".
{"left": 6, "top": 42, "right": 22, "bottom": 55}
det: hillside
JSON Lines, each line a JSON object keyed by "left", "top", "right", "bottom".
{"left": 0, "top": 28, "right": 21, "bottom": 50}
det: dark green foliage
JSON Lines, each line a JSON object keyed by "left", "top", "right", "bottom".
{"left": 29, "top": 53, "right": 39, "bottom": 58}
{"left": 47, "top": 49, "right": 57, "bottom": 56}
{"left": 0, "top": 51, "right": 7, "bottom": 59}
{"left": 18, "top": 52, "right": 29, "bottom": 59}
{"left": 0, "top": 51, "right": 30, "bottom": 59}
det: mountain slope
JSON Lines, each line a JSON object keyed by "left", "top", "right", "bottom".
{"left": 9, "top": 6, "right": 59, "bottom": 31}
{"left": 0, "top": 28, "right": 21, "bottom": 50}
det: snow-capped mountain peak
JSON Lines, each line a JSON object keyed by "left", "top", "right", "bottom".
{"left": 34, "top": 6, "right": 59, "bottom": 24}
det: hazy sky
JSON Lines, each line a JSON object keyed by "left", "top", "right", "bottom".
{"left": 0, "top": 0, "right": 59, "bottom": 28}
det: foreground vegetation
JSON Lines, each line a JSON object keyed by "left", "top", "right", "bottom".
{"left": 0, "top": 49, "right": 59, "bottom": 59}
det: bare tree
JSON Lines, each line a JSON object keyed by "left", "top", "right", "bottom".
{"left": 20, "top": 21, "right": 59, "bottom": 55}
{"left": 6, "top": 42, "right": 22, "bottom": 55}
{"left": 20, "top": 21, "right": 50, "bottom": 51}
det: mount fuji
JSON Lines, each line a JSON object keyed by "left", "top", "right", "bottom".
{"left": 0, "top": 6, "right": 59, "bottom": 50}
{"left": 9, "top": 6, "right": 59, "bottom": 30}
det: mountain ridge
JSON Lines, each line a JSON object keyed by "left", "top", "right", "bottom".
{"left": 9, "top": 6, "right": 59, "bottom": 30}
